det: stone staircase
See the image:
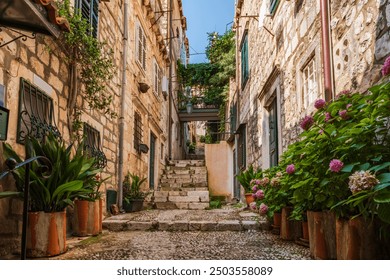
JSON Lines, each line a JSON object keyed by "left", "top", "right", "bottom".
{"left": 152, "top": 160, "right": 209, "bottom": 210}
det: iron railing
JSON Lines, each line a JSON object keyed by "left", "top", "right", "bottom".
{"left": 0, "top": 156, "right": 52, "bottom": 260}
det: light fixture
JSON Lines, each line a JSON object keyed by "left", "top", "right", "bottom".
{"left": 186, "top": 101, "right": 193, "bottom": 114}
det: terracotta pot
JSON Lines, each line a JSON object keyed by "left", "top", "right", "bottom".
{"left": 280, "top": 206, "right": 294, "bottom": 240}
{"left": 307, "top": 211, "right": 328, "bottom": 259}
{"left": 273, "top": 212, "right": 282, "bottom": 227}
{"left": 336, "top": 217, "right": 380, "bottom": 260}
{"left": 99, "top": 198, "right": 103, "bottom": 233}
{"left": 302, "top": 221, "right": 309, "bottom": 240}
{"left": 73, "top": 200, "right": 100, "bottom": 237}
{"left": 27, "top": 211, "right": 67, "bottom": 258}
{"left": 244, "top": 193, "right": 255, "bottom": 206}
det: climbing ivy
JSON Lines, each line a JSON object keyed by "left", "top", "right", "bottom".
{"left": 57, "top": 1, "right": 115, "bottom": 139}
{"left": 177, "top": 29, "right": 235, "bottom": 133}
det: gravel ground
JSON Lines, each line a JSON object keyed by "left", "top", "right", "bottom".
{"left": 51, "top": 230, "right": 312, "bottom": 260}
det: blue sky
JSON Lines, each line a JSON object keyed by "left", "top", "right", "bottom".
{"left": 182, "top": 0, "right": 236, "bottom": 64}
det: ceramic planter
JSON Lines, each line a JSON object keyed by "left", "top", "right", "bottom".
{"left": 123, "top": 198, "right": 144, "bottom": 212}
{"left": 280, "top": 206, "right": 295, "bottom": 240}
{"left": 244, "top": 193, "right": 254, "bottom": 207}
{"left": 27, "top": 211, "right": 67, "bottom": 258}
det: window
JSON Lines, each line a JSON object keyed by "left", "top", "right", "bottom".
{"left": 17, "top": 78, "right": 59, "bottom": 144}
{"left": 301, "top": 56, "right": 318, "bottom": 109}
{"left": 241, "top": 31, "right": 249, "bottom": 88}
{"left": 76, "top": 0, "right": 99, "bottom": 38}
{"left": 237, "top": 125, "right": 246, "bottom": 170}
{"left": 269, "top": 0, "right": 280, "bottom": 15}
{"left": 153, "top": 60, "right": 162, "bottom": 95}
{"left": 134, "top": 111, "right": 143, "bottom": 151}
{"left": 136, "top": 23, "right": 147, "bottom": 70}
{"left": 83, "top": 123, "right": 107, "bottom": 168}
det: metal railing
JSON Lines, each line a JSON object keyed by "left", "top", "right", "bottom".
{"left": 0, "top": 156, "right": 51, "bottom": 260}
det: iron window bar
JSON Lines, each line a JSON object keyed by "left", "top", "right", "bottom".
{"left": 83, "top": 123, "right": 107, "bottom": 168}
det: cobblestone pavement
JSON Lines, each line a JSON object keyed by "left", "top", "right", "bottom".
{"left": 52, "top": 230, "right": 311, "bottom": 260}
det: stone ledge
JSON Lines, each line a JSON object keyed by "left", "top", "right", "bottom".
{"left": 217, "top": 220, "right": 242, "bottom": 231}
{"left": 102, "top": 220, "right": 127, "bottom": 232}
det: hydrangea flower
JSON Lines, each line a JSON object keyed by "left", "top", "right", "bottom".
{"left": 259, "top": 177, "right": 270, "bottom": 187}
{"left": 314, "top": 99, "right": 326, "bottom": 109}
{"left": 252, "top": 186, "right": 258, "bottom": 192}
{"left": 339, "top": 109, "right": 348, "bottom": 120}
{"left": 346, "top": 103, "right": 352, "bottom": 110}
{"left": 286, "top": 164, "right": 295, "bottom": 175}
{"left": 348, "top": 171, "right": 379, "bottom": 194}
{"left": 337, "top": 89, "right": 351, "bottom": 98}
{"left": 250, "top": 202, "right": 257, "bottom": 210}
{"left": 259, "top": 203, "right": 268, "bottom": 215}
{"left": 255, "top": 189, "right": 265, "bottom": 199}
{"left": 325, "top": 112, "right": 332, "bottom": 122}
{"left": 329, "top": 159, "right": 344, "bottom": 173}
{"left": 271, "top": 177, "right": 280, "bottom": 187}
{"left": 300, "top": 115, "right": 314, "bottom": 130}
{"left": 382, "top": 56, "right": 390, "bottom": 76}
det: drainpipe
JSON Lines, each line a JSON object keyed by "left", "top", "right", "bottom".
{"left": 320, "top": 0, "right": 334, "bottom": 101}
{"left": 168, "top": 0, "right": 173, "bottom": 160}
{"left": 118, "top": 0, "right": 129, "bottom": 210}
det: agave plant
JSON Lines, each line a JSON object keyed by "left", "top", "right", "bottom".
{"left": 1, "top": 132, "right": 94, "bottom": 212}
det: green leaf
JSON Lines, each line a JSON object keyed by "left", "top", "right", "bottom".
{"left": 377, "top": 203, "right": 390, "bottom": 224}
{"left": 374, "top": 192, "right": 390, "bottom": 203}
{"left": 371, "top": 155, "right": 383, "bottom": 162}
{"left": 369, "top": 162, "right": 390, "bottom": 172}
{"left": 358, "top": 163, "right": 370, "bottom": 171}
{"left": 374, "top": 182, "right": 390, "bottom": 191}
{"left": 0, "top": 191, "right": 22, "bottom": 199}
{"left": 341, "top": 163, "right": 359, "bottom": 173}
{"left": 377, "top": 173, "right": 390, "bottom": 183}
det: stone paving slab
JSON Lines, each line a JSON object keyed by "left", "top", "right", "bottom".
{"left": 102, "top": 206, "right": 269, "bottom": 232}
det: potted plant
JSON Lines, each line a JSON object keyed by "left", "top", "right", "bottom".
{"left": 122, "top": 172, "right": 149, "bottom": 212}
{"left": 236, "top": 165, "right": 262, "bottom": 206}
{"left": 72, "top": 155, "right": 110, "bottom": 236}
{"left": 1, "top": 132, "right": 91, "bottom": 257}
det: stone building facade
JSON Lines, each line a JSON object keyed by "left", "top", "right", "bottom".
{"left": 233, "top": 0, "right": 390, "bottom": 180}
{"left": 0, "top": 0, "right": 188, "bottom": 257}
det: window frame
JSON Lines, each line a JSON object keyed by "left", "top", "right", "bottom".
{"left": 240, "top": 30, "right": 249, "bottom": 89}
{"left": 134, "top": 111, "right": 143, "bottom": 151}
{"left": 153, "top": 59, "right": 162, "bottom": 96}
{"left": 17, "top": 78, "right": 57, "bottom": 144}
{"left": 75, "top": 0, "right": 99, "bottom": 38}
{"left": 136, "top": 22, "right": 147, "bottom": 71}
{"left": 301, "top": 54, "right": 318, "bottom": 110}
{"left": 269, "top": 0, "right": 280, "bottom": 15}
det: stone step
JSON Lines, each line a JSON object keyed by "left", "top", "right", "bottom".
{"left": 167, "top": 160, "right": 205, "bottom": 167}
{"left": 103, "top": 219, "right": 270, "bottom": 232}
{"left": 152, "top": 190, "right": 210, "bottom": 210}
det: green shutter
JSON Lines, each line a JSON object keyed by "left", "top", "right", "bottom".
{"left": 241, "top": 34, "right": 249, "bottom": 88}
{"left": 270, "top": 0, "right": 280, "bottom": 15}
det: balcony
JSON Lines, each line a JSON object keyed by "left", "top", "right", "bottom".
{"left": 178, "top": 97, "right": 220, "bottom": 122}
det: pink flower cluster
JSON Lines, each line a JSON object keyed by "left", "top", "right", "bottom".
{"left": 259, "top": 203, "right": 268, "bottom": 215}
{"left": 286, "top": 164, "right": 295, "bottom": 175}
{"left": 325, "top": 112, "right": 332, "bottom": 122}
{"left": 314, "top": 99, "right": 326, "bottom": 109}
{"left": 338, "top": 109, "right": 348, "bottom": 120}
{"left": 382, "top": 56, "right": 390, "bottom": 76}
{"left": 255, "top": 189, "right": 265, "bottom": 200}
{"left": 300, "top": 115, "right": 314, "bottom": 131}
{"left": 329, "top": 159, "right": 344, "bottom": 173}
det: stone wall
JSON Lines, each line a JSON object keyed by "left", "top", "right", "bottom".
{"left": 235, "top": 0, "right": 389, "bottom": 170}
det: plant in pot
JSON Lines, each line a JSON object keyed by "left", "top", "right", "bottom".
{"left": 236, "top": 165, "right": 262, "bottom": 207}
{"left": 1, "top": 132, "right": 91, "bottom": 257}
{"left": 122, "top": 172, "right": 149, "bottom": 212}
{"left": 71, "top": 150, "right": 110, "bottom": 237}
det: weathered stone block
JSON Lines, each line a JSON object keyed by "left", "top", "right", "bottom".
{"left": 174, "top": 203, "right": 189, "bottom": 209}
{"left": 168, "top": 191, "right": 187, "bottom": 196}
{"left": 217, "top": 220, "right": 242, "bottom": 231}
{"left": 154, "top": 191, "right": 169, "bottom": 197}
{"left": 200, "top": 221, "right": 218, "bottom": 231}
{"left": 154, "top": 202, "right": 177, "bottom": 210}
{"left": 154, "top": 196, "right": 168, "bottom": 203}
{"left": 102, "top": 220, "right": 126, "bottom": 232}
{"left": 126, "top": 221, "right": 153, "bottom": 231}
{"left": 188, "top": 202, "right": 209, "bottom": 210}
{"left": 242, "top": 220, "right": 259, "bottom": 231}
{"left": 170, "top": 221, "right": 188, "bottom": 231}
{"left": 169, "top": 196, "right": 198, "bottom": 203}
{"left": 188, "top": 221, "right": 202, "bottom": 231}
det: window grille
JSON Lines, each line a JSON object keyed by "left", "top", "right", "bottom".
{"left": 17, "top": 78, "right": 60, "bottom": 144}
{"left": 83, "top": 123, "right": 107, "bottom": 168}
